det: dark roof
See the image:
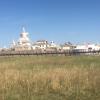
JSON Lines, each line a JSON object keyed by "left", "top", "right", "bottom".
{"left": 36, "top": 40, "right": 48, "bottom": 42}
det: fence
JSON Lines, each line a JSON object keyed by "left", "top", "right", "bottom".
{"left": 0, "top": 49, "right": 100, "bottom": 56}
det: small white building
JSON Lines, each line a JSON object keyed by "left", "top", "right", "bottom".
{"left": 49, "top": 41, "right": 57, "bottom": 48}
{"left": 75, "top": 44, "right": 88, "bottom": 51}
{"left": 61, "top": 42, "right": 75, "bottom": 50}
{"left": 49, "top": 41, "right": 61, "bottom": 50}
{"left": 75, "top": 43, "right": 100, "bottom": 51}
{"left": 32, "top": 40, "right": 49, "bottom": 50}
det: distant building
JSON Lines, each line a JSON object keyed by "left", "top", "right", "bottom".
{"left": 75, "top": 44, "right": 88, "bottom": 51}
{"left": 50, "top": 41, "right": 61, "bottom": 49}
{"left": 61, "top": 42, "right": 75, "bottom": 50}
{"left": 75, "top": 43, "right": 100, "bottom": 51}
{"left": 32, "top": 40, "right": 49, "bottom": 50}
{"left": 9, "top": 27, "right": 100, "bottom": 52}
{"left": 11, "top": 27, "right": 32, "bottom": 51}
{"left": 49, "top": 41, "right": 57, "bottom": 48}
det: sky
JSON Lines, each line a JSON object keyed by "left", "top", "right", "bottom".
{"left": 0, "top": 0, "right": 100, "bottom": 47}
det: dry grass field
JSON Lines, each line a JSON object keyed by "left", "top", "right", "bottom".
{"left": 0, "top": 55, "right": 100, "bottom": 100}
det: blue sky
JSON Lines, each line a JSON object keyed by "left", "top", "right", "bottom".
{"left": 0, "top": 0, "right": 100, "bottom": 47}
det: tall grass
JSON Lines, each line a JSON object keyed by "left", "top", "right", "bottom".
{"left": 0, "top": 55, "right": 99, "bottom": 100}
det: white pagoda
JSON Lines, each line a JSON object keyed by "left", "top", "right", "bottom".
{"left": 12, "top": 27, "right": 32, "bottom": 51}
{"left": 18, "top": 27, "right": 31, "bottom": 46}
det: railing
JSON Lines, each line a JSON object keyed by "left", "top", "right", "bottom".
{"left": 0, "top": 49, "right": 100, "bottom": 56}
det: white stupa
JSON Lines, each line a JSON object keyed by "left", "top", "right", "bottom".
{"left": 12, "top": 27, "right": 32, "bottom": 51}
{"left": 18, "top": 27, "right": 31, "bottom": 46}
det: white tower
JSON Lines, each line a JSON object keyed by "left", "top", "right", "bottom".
{"left": 18, "top": 27, "right": 31, "bottom": 46}
{"left": 11, "top": 27, "right": 32, "bottom": 51}
{"left": 12, "top": 40, "right": 16, "bottom": 46}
